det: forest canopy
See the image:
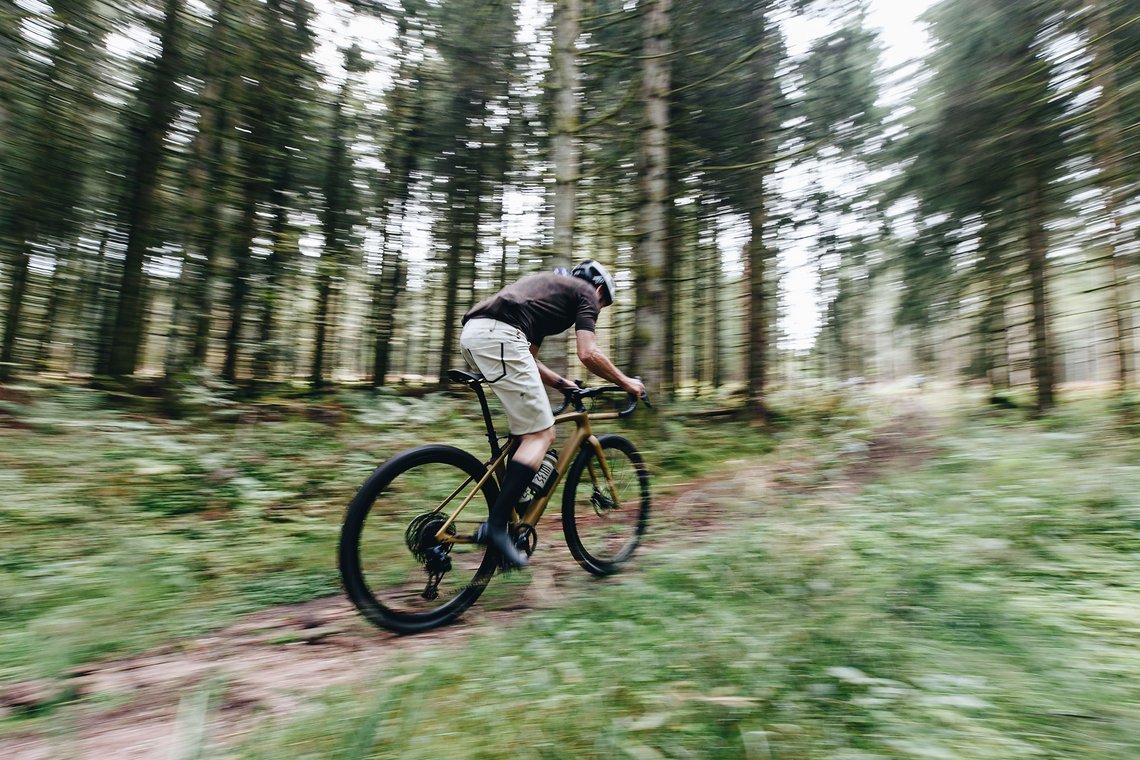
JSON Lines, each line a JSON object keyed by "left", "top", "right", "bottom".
{"left": 1, "top": 0, "right": 1137, "bottom": 413}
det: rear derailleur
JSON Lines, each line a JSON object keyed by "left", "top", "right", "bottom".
{"left": 406, "top": 513, "right": 455, "bottom": 600}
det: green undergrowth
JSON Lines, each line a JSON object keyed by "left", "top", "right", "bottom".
{"left": 230, "top": 390, "right": 1140, "bottom": 759}
{"left": 0, "top": 381, "right": 808, "bottom": 688}
{"left": 6, "top": 381, "right": 1139, "bottom": 758}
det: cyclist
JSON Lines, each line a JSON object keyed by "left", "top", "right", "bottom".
{"left": 459, "top": 260, "right": 646, "bottom": 569}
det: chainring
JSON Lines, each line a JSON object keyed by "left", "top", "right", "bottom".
{"left": 513, "top": 523, "right": 538, "bottom": 557}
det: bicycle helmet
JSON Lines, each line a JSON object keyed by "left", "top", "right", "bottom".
{"left": 571, "top": 259, "right": 616, "bottom": 306}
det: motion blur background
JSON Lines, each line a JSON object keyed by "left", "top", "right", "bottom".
{"left": 3, "top": 2, "right": 1140, "bottom": 756}
{"left": 1, "top": 0, "right": 1136, "bottom": 411}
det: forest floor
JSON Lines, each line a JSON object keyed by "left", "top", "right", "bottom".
{"left": 0, "top": 393, "right": 939, "bottom": 759}
{"left": 3, "top": 382, "right": 1138, "bottom": 759}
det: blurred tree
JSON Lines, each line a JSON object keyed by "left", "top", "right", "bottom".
{"left": 101, "top": 0, "right": 185, "bottom": 378}
{"left": 551, "top": 0, "right": 581, "bottom": 267}
{"left": 631, "top": 0, "right": 671, "bottom": 396}
{"left": 574, "top": 0, "right": 641, "bottom": 371}
{"left": 7, "top": 0, "right": 1135, "bottom": 403}
{"left": 794, "top": 9, "right": 882, "bottom": 381}
{"left": 1084, "top": 0, "right": 1136, "bottom": 390}
{"left": 741, "top": 2, "right": 781, "bottom": 419}
{"left": 370, "top": 1, "right": 425, "bottom": 388}
{"left": 0, "top": 2, "right": 29, "bottom": 236}
{"left": 252, "top": 0, "right": 317, "bottom": 382}
{"left": 901, "top": 0, "right": 1068, "bottom": 411}
{"left": 1, "top": 0, "right": 104, "bottom": 380}
{"left": 311, "top": 45, "right": 366, "bottom": 389}
{"left": 433, "top": 0, "right": 516, "bottom": 384}
{"left": 166, "top": 0, "right": 234, "bottom": 376}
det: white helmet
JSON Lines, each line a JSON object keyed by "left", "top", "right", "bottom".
{"left": 571, "top": 259, "right": 616, "bottom": 306}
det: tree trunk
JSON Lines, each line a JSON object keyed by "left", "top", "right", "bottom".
{"left": 1088, "top": 0, "right": 1132, "bottom": 390}
{"left": 105, "top": 0, "right": 183, "bottom": 377}
{"left": 312, "top": 75, "right": 353, "bottom": 389}
{"left": 189, "top": 108, "right": 229, "bottom": 371}
{"left": 252, "top": 182, "right": 293, "bottom": 381}
{"left": 0, "top": 223, "right": 32, "bottom": 380}
{"left": 438, "top": 176, "right": 467, "bottom": 385}
{"left": 0, "top": 3, "right": 20, "bottom": 148}
{"left": 310, "top": 274, "right": 333, "bottom": 388}
{"left": 372, "top": 153, "right": 416, "bottom": 387}
{"left": 746, "top": 8, "right": 776, "bottom": 419}
{"left": 631, "top": 0, "right": 671, "bottom": 397}
{"left": 551, "top": 0, "right": 581, "bottom": 268}
{"left": 223, "top": 184, "right": 257, "bottom": 383}
{"left": 710, "top": 214, "right": 722, "bottom": 390}
{"left": 978, "top": 216, "right": 1010, "bottom": 391}
{"left": 1024, "top": 161, "right": 1055, "bottom": 412}
{"left": 662, "top": 155, "right": 680, "bottom": 395}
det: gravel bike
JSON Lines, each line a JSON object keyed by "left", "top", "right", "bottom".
{"left": 338, "top": 368, "right": 652, "bottom": 634}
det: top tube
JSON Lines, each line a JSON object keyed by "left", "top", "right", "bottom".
{"left": 447, "top": 368, "right": 650, "bottom": 435}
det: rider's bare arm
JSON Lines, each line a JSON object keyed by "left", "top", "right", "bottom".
{"left": 574, "top": 330, "right": 645, "bottom": 397}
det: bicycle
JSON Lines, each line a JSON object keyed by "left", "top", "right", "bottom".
{"left": 338, "top": 368, "right": 652, "bottom": 634}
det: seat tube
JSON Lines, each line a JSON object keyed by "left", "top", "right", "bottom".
{"left": 471, "top": 381, "right": 502, "bottom": 459}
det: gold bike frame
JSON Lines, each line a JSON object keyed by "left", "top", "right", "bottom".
{"left": 434, "top": 407, "right": 624, "bottom": 544}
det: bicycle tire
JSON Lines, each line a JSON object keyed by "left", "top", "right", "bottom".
{"left": 339, "top": 444, "right": 499, "bottom": 634}
{"left": 562, "top": 434, "right": 650, "bottom": 576}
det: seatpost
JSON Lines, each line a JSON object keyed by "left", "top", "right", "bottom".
{"left": 469, "top": 381, "right": 503, "bottom": 460}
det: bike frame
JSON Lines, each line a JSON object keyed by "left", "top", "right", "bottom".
{"left": 433, "top": 373, "right": 623, "bottom": 544}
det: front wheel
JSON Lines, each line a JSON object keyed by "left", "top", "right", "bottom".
{"left": 339, "top": 445, "right": 499, "bottom": 634}
{"left": 562, "top": 434, "right": 650, "bottom": 576}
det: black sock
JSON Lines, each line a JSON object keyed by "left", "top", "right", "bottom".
{"left": 489, "top": 460, "right": 538, "bottom": 529}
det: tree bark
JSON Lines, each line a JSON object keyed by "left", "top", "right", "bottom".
{"left": 0, "top": 222, "right": 31, "bottom": 380}
{"left": 551, "top": 0, "right": 581, "bottom": 268}
{"left": 1024, "top": 160, "right": 1055, "bottom": 412}
{"left": 745, "top": 6, "right": 776, "bottom": 420}
{"left": 1088, "top": 0, "right": 1132, "bottom": 390}
{"left": 632, "top": 0, "right": 671, "bottom": 397}
{"left": 440, "top": 174, "right": 467, "bottom": 382}
{"left": 312, "top": 79, "right": 353, "bottom": 389}
{"left": 105, "top": 0, "right": 183, "bottom": 377}
{"left": 978, "top": 216, "right": 1010, "bottom": 391}
{"left": 223, "top": 183, "right": 257, "bottom": 383}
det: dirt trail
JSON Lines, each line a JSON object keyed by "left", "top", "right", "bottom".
{"left": 1, "top": 404, "right": 940, "bottom": 759}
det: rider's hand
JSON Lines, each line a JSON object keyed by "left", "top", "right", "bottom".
{"left": 623, "top": 377, "right": 646, "bottom": 398}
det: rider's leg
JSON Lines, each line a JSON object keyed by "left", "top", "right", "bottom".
{"left": 511, "top": 425, "right": 558, "bottom": 469}
{"left": 458, "top": 319, "right": 557, "bottom": 568}
{"left": 482, "top": 426, "right": 557, "bottom": 568}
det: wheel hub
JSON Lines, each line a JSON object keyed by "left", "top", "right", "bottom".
{"left": 591, "top": 489, "right": 618, "bottom": 514}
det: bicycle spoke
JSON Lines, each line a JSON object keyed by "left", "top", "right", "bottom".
{"left": 563, "top": 435, "right": 650, "bottom": 576}
{"left": 340, "top": 446, "right": 499, "bottom": 633}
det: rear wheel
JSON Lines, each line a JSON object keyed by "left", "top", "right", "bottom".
{"left": 562, "top": 435, "right": 650, "bottom": 576}
{"left": 339, "top": 445, "right": 498, "bottom": 634}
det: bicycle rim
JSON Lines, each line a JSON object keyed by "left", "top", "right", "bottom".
{"left": 339, "top": 445, "right": 499, "bottom": 634}
{"left": 562, "top": 435, "right": 650, "bottom": 576}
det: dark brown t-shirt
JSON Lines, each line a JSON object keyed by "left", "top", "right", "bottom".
{"left": 463, "top": 273, "right": 600, "bottom": 347}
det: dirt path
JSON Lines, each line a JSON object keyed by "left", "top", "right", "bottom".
{"left": 1, "top": 403, "right": 941, "bottom": 759}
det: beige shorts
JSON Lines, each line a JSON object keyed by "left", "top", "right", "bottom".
{"left": 459, "top": 318, "right": 555, "bottom": 435}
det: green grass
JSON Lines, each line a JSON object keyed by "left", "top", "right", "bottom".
{"left": 233, "top": 389, "right": 1140, "bottom": 759}
{"left": 0, "top": 382, "right": 778, "bottom": 685}
{"left": 4, "top": 382, "right": 1140, "bottom": 758}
